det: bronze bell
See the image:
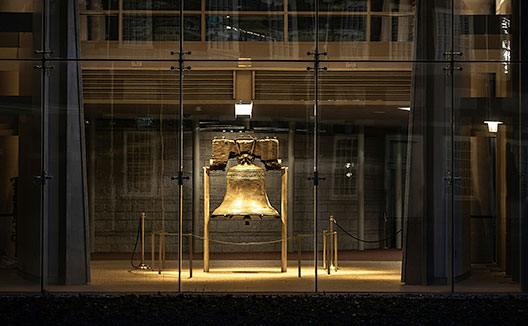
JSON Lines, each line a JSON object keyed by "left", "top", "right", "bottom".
{"left": 211, "top": 162, "right": 279, "bottom": 224}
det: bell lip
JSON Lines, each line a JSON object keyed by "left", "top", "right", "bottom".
{"left": 210, "top": 213, "right": 280, "bottom": 219}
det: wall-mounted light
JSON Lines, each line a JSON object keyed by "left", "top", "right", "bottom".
{"left": 484, "top": 120, "right": 503, "bottom": 133}
{"left": 235, "top": 101, "right": 253, "bottom": 118}
{"left": 397, "top": 107, "right": 411, "bottom": 111}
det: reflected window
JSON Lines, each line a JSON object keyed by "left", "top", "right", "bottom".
{"left": 87, "top": 15, "right": 118, "bottom": 40}
{"left": 333, "top": 138, "right": 358, "bottom": 197}
{"left": 370, "top": 15, "right": 413, "bottom": 42}
{"left": 289, "top": 0, "right": 367, "bottom": 11}
{"left": 123, "top": 15, "right": 201, "bottom": 41}
{"left": 289, "top": 15, "right": 366, "bottom": 42}
{"left": 123, "top": 0, "right": 201, "bottom": 10}
{"left": 86, "top": 0, "right": 119, "bottom": 10}
{"left": 207, "top": 0, "right": 284, "bottom": 11}
{"left": 124, "top": 132, "right": 158, "bottom": 196}
{"left": 371, "top": 0, "right": 413, "bottom": 12}
{"left": 206, "top": 15, "right": 284, "bottom": 41}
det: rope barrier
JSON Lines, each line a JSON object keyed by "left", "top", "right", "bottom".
{"left": 332, "top": 219, "right": 402, "bottom": 244}
{"left": 151, "top": 232, "right": 325, "bottom": 246}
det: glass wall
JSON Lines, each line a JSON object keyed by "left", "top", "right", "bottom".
{"left": 0, "top": 0, "right": 526, "bottom": 293}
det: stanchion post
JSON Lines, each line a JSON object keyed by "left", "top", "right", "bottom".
{"left": 334, "top": 232, "right": 338, "bottom": 272}
{"left": 322, "top": 231, "right": 327, "bottom": 270}
{"left": 151, "top": 233, "right": 155, "bottom": 270}
{"left": 329, "top": 215, "right": 334, "bottom": 271}
{"left": 281, "top": 167, "right": 288, "bottom": 272}
{"left": 297, "top": 234, "right": 302, "bottom": 278}
{"left": 189, "top": 234, "right": 193, "bottom": 278}
{"left": 141, "top": 212, "right": 145, "bottom": 265}
{"left": 203, "top": 167, "right": 210, "bottom": 272}
{"left": 158, "top": 232, "right": 162, "bottom": 274}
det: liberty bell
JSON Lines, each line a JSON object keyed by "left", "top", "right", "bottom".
{"left": 209, "top": 136, "right": 282, "bottom": 225}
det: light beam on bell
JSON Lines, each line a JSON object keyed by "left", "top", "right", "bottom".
{"left": 484, "top": 120, "right": 503, "bottom": 133}
{"left": 235, "top": 101, "right": 253, "bottom": 118}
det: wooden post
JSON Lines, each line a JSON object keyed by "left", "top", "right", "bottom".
{"left": 203, "top": 167, "right": 210, "bottom": 272}
{"left": 281, "top": 167, "right": 288, "bottom": 272}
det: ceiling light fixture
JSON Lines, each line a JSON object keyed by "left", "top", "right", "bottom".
{"left": 235, "top": 101, "right": 253, "bottom": 118}
{"left": 484, "top": 121, "right": 503, "bottom": 133}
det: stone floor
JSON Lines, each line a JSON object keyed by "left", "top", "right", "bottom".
{"left": 1, "top": 257, "right": 519, "bottom": 293}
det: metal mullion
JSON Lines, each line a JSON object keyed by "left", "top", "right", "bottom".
{"left": 79, "top": 10, "right": 121, "bottom": 14}
{"left": 121, "top": 10, "right": 202, "bottom": 15}
{"left": 118, "top": 0, "right": 123, "bottom": 42}
{"left": 204, "top": 11, "right": 284, "bottom": 15}
{"left": 284, "top": 0, "right": 288, "bottom": 43}
{"left": 40, "top": 0, "right": 49, "bottom": 296}
{"left": 450, "top": 0, "right": 456, "bottom": 294}
{"left": 313, "top": 0, "right": 319, "bottom": 294}
{"left": 367, "top": 0, "right": 371, "bottom": 43}
{"left": 201, "top": 0, "right": 206, "bottom": 42}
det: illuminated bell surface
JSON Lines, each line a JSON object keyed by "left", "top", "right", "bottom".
{"left": 211, "top": 163, "right": 279, "bottom": 219}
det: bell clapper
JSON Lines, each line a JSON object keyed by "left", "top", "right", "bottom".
{"left": 243, "top": 215, "right": 251, "bottom": 226}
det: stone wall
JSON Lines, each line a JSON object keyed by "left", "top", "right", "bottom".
{"left": 92, "top": 125, "right": 393, "bottom": 253}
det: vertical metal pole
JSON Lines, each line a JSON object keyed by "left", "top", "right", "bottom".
{"left": 193, "top": 120, "right": 200, "bottom": 254}
{"left": 158, "top": 233, "right": 162, "bottom": 274}
{"left": 334, "top": 231, "right": 338, "bottom": 271}
{"left": 358, "top": 126, "right": 365, "bottom": 251}
{"left": 203, "top": 167, "right": 210, "bottom": 272}
{"left": 177, "top": 0, "right": 185, "bottom": 293}
{"left": 395, "top": 135, "right": 403, "bottom": 249}
{"left": 298, "top": 234, "right": 302, "bottom": 278}
{"left": 288, "top": 122, "right": 295, "bottom": 250}
{"left": 322, "top": 231, "right": 327, "bottom": 269}
{"left": 450, "top": 0, "right": 456, "bottom": 293}
{"left": 141, "top": 212, "right": 145, "bottom": 265}
{"left": 281, "top": 167, "right": 288, "bottom": 272}
{"left": 189, "top": 234, "right": 193, "bottom": 278}
{"left": 151, "top": 233, "right": 155, "bottom": 270}
{"left": 330, "top": 216, "right": 334, "bottom": 270}
{"left": 313, "top": 0, "right": 320, "bottom": 293}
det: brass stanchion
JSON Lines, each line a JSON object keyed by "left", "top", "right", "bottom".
{"left": 189, "top": 234, "right": 193, "bottom": 278}
{"left": 137, "top": 212, "right": 151, "bottom": 270}
{"left": 297, "top": 234, "right": 302, "bottom": 278}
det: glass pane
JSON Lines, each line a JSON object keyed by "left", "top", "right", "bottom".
{"left": 455, "top": 0, "right": 513, "bottom": 61}
{"left": 124, "top": 0, "right": 200, "bottom": 10}
{"left": 85, "top": 15, "right": 119, "bottom": 41}
{"left": 206, "top": 15, "right": 284, "bottom": 42}
{"left": 206, "top": 0, "right": 284, "bottom": 11}
{"left": 123, "top": 15, "right": 201, "bottom": 41}
{"left": 371, "top": 0, "right": 414, "bottom": 12}
{"left": 0, "top": 61, "right": 42, "bottom": 292}
{"left": 289, "top": 0, "right": 367, "bottom": 12}
{"left": 452, "top": 62, "right": 521, "bottom": 292}
{"left": 46, "top": 61, "right": 180, "bottom": 292}
{"left": 0, "top": 1, "right": 43, "bottom": 60}
{"left": 293, "top": 15, "right": 367, "bottom": 42}
{"left": 317, "top": 62, "right": 450, "bottom": 292}
{"left": 370, "top": 15, "right": 413, "bottom": 42}
{"left": 181, "top": 62, "right": 315, "bottom": 292}
{"left": 319, "top": 1, "right": 453, "bottom": 61}
{"left": 86, "top": 0, "right": 119, "bottom": 10}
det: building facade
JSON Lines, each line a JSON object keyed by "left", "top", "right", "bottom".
{"left": 0, "top": 0, "right": 527, "bottom": 292}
